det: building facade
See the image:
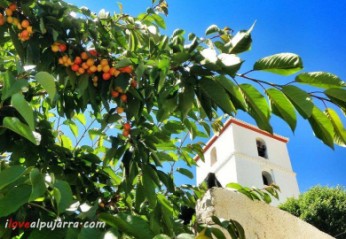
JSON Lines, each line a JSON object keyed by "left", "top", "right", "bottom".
{"left": 196, "top": 118, "right": 300, "bottom": 205}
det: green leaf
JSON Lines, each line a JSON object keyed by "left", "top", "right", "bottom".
{"left": 115, "top": 58, "right": 132, "bottom": 68}
{"left": 228, "top": 220, "right": 246, "bottom": 239}
{"left": 266, "top": 88, "right": 297, "bottom": 131}
{"left": 200, "top": 77, "right": 235, "bottom": 115}
{"left": 153, "top": 235, "right": 171, "bottom": 239}
{"left": 157, "top": 194, "right": 174, "bottom": 232}
{"left": 78, "top": 228, "right": 104, "bottom": 239}
{"left": 0, "top": 165, "right": 25, "bottom": 190}
{"left": 28, "top": 229, "right": 67, "bottom": 239}
{"left": 53, "top": 180, "right": 73, "bottom": 214}
{"left": 325, "top": 108, "right": 346, "bottom": 147}
{"left": 103, "top": 167, "right": 122, "bottom": 185}
{"left": 35, "top": 72, "right": 57, "bottom": 100}
{"left": 29, "top": 168, "right": 46, "bottom": 201}
{"left": 172, "top": 52, "right": 190, "bottom": 65}
{"left": 178, "top": 83, "right": 195, "bottom": 118}
{"left": 240, "top": 84, "right": 272, "bottom": 133}
{"left": 99, "top": 213, "right": 154, "bottom": 239}
{"left": 325, "top": 88, "right": 346, "bottom": 108}
{"left": 176, "top": 234, "right": 195, "bottom": 239}
{"left": 227, "top": 22, "right": 255, "bottom": 54}
{"left": 295, "top": 72, "right": 345, "bottom": 89}
{"left": 205, "top": 24, "right": 220, "bottom": 35}
{"left": 176, "top": 167, "right": 194, "bottom": 179}
{"left": 282, "top": 85, "right": 314, "bottom": 119}
{"left": 157, "top": 91, "right": 178, "bottom": 121}
{"left": 152, "top": 14, "right": 166, "bottom": 29}
{"left": 3, "top": 117, "right": 41, "bottom": 145}
{"left": 64, "top": 119, "right": 78, "bottom": 137}
{"left": 142, "top": 172, "right": 157, "bottom": 209}
{"left": 1, "top": 72, "right": 28, "bottom": 101}
{"left": 226, "top": 182, "right": 243, "bottom": 191}
{"left": 218, "top": 54, "right": 243, "bottom": 77}
{"left": 11, "top": 93, "right": 35, "bottom": 130}
{"left": 77, "top": 74, "right": 89, "bottom": 96}
{"left": 210, "top": 227, "right": 227, "bottom": 239}
{"left": 253, "top": 53, "right": 303, "bottom": 76}
{"left": 59, "top": 134, "right": 73, "bottom": 149}
{"left": 0, "top": 184, "right": 31, "bottom": 217}
{"left": 215, "top": 75, "right": 246, "bottom": 110}
{"left": 308, "top": 106, "right": 335, "bottom": 148}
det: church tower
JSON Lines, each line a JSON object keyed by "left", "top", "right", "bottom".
{"left": 196, "top": 118, "right": 300, "bottom": 205}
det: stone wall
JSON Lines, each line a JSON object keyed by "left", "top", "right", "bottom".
{"left": 196, "top": 188, "right": 334, "bottom": 239}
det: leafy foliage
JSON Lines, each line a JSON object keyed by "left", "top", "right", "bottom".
{"left": 279, "top": 186, "right": 346, "bottom": 238}
{"left": 0, "top": 0, "right": 345, "bottom": 238}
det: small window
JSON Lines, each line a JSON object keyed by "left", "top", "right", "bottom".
{"left": 256, "top": 138, "right": 268, "bottom": 158}
{"left": 262, "top": 171, "right": 273, "bottom": 186}
{"left": 210, "top": 147, "right": 217, "bottom": 166}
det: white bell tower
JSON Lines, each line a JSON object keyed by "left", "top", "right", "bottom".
{"left": 196, "top": 118, "right": 300, "bottom": 205}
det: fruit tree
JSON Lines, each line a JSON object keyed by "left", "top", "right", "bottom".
{"left": 0, "top": 0, "right": 345, "bottom": 238}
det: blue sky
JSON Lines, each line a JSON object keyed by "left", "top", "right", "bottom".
{"left": 68, "top": 0, "right": 346, "bottom": 192}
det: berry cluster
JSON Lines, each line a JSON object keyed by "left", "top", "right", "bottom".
{"left": 122, "top": 122, "right": 131, "bottom": 137}
{"left": 51, "top": 44, "right": 138, "bottom": 137}
{"left": 0, "top": 3, "right": 33, "bottom": 41}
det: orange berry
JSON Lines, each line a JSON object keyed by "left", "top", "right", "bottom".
{"left": 62, "top": 55, "right": 69, "bottom": 63}
{"left": 122, "top": 130, "right": 130, "bottom": 137}
{"left": 109, "top": 67, "right": 116, "bottom": 75}
{"left": 124, "top": 123, "right": 131, "bottom": 131}
{"left": 21, "top": 20, "right": 30, "bottom": 28}
{"left": 12, "top": 17, "right": 19, "bottom": 26}
{"left": 102, "top": 65, "right": 110, "bottom": 73}
{"left": 89, "top": 65, "right": 97, "bottom": 73}
{"left": 78, "top": 67, "right": 85, "bottom": 75}
{"left": 74, "top": 56, "right": 82, "bottom": 65}
{"left": 20, "top": 30, "right": 29, "bottom": 38}
{"left": 117, "top": 107, "right": 124, "bottom": 114}
{"left": 120, "top": 94, "right": 127, "bottom": 103}
{"left": 59, "top": 44, "right": 67, "bottom": 52}
{"left": 58, "top": 58, "right": 64, "bottom": 65}
{"left": 80, "top": 51, "right": 88, "bottom": 60}
{"left": 88, "top": 49, "right": 97, "bottom": 56}
{"left": 102, "top": 72, "right": 111, "bottom": 81}
{"left": 86, "top": 58, "right": 94, "bottom": 67}
{"left": 119, "top": 66, "right": 133, "bottom": 74}
{"left": 115, "top": 86, "right": 123, "bottom": 93}
{"left": 130, "top": 79, "right": 138, "bottom": 88}
{"left": 71, "top": 64, "right": 79, "bottom": 72}
{"left": 92, "top": 76, "right": 98, "bottom": 82}
{"left": 6, "top": 16, "right": 13, "bottom": 24}
{"left": 8, "top": 3, "right": 17, "bottom": 12}
{"left": 51, "top": 44, "right": 59, "bottom": 52}
{"left": 5, "top": 8, "right": 13, "bottom": 17}
{"left": 26, "top": 26, "right": 33, "bottom": 34}
{"left": 100, "top": 59, "right": 108, "bottom": 67}
{"left": 0, "top": 15, "right": 5, "bottom": 26}
{"left": 67, "top": 58, "right": 73, "bottom": 66}
{"left": 81, "top": 62, "right": 89, "bottom": 70}
{"left": 111, "top": 90, "right": 119, "bottom": 98}
{"left": 97, "top": 64, "right": 103, "bottom": 72}
{"left": 113, "top": 69, "right": 121, "bottom": 77}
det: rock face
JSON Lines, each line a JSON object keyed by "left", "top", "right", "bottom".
{"left": 196, "top": 188, "right": 334, "bottom": 239}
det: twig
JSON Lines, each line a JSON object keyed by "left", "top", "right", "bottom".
{"left": 28, "top": 203, "right": 56, "bottom": 216}
{"left": 237, "top": 73, "right": 282, "bottom": 89}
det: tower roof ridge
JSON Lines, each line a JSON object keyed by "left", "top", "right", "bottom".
{"left": 194, "top": 117, "right": 289, "bottom": 162}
